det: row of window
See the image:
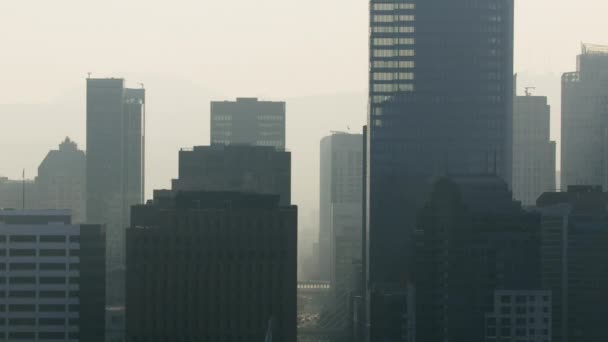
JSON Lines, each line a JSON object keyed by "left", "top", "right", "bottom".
{"left": 0, "top": 249, "right": 80, "bottom": 257}
{"left": 0, "top": 332, "right": 79, "bottom": 340}
{"left": 372, "top": 60, "right": 415, "bottom": 69}
{"left": 257, "top": 115, "right": 284, "bottom": 121}
{"left": 0, "top": 235, "right": 79, "bottom": 243}
{"left": 486, "top": 327, "right": 549, "bottom": 337}
{"left": 488, "top": 317, "right": 550, "bottom": 326}
{"left": 0, "top": 262, "right": 79, "bottom": 270}
{"left": 373, "top": 84, "right": 415, "bottom": 93}
{"left": 501, "top": 295, "right": 550, "bottom": 303}
{"left": 371, "top": 26, "right": 415, "bottom": 33}
{"left": 373, "top": 72, "right": 415, "bottom": 81}
{"left": 0, "top": 304, "right": 79, "bottom": 312}
{"left": 373, "top": 15, "right": 415, "bottom": 23}
{"left": 0, "top": 317, "right": 78, "bottom": 325}
{"left": 0, "top": 290, "right": 79, "bottom": 298}
{"left": 372, "top": 3, "right": 415, "bottom": 10}
{"left": 373, "top": 38, "right": 415, "bottom": 46}
{"left": 0, "top": 276, "right": 79, "bottom": 285}
{"left": 373, "top": 49, "right": 415, "bottom": 58}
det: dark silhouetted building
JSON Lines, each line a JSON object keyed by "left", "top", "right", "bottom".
{"left": 537, "top": 186, "right": 608, "bottom": 342}
{"left": 126, "top": 191, "right": 297, "bottom": 342}
{"left": 210, "top": 97, "right": 286, "bottom": 150}
{"left": 513, "top": 85, "right": 556, "bottom": 206}
{"left": 86, "top": 78, "right": 145, "bottom": 305}
{"left": 365, "top": 1, "right": 514, "bottom": 338}
{"left": 414, "top": 176, "right": 542, "bottom": 342}
{"left": 562, "top": 44, "right": 608, "bottom": 190}
{"left": 172, "top": 145, "right": 291, "bottom": 205}
{"left": 36, "top": 137, "right": 86, "bottom": 223}
{"left": 0, "top": 209, "right": 105, "bottom": 341}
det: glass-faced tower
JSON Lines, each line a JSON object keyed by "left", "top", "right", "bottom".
{"left": 365, "top": 0, "right": 514, "bottom": 339}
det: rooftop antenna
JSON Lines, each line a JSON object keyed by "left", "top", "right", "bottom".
{"left": 524, "top": 87, "right": 536, "bottom": 96}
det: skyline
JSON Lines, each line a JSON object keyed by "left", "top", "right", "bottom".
{"left": 0, "top": 0, "right": 607, "bottom": 227}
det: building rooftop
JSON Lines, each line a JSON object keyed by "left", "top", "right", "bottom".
{"left": 582, "top": 43, "right": 608, "bottom": 56}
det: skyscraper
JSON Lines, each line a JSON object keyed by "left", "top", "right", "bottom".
{"left": 86, "top": 78, "right": 145, "bottom": 305}
{"left": 537, "top": 186, "right": 608, "bottom": 342}
{"left": 561, "top": 44, "right": 608, "bottom": 190}
{"left": 126, "top": 191, "right": 297, "bottom": 342}
{"left": 36, "top": 137, "right": 86, "bottom": 222}
{"left": 512, "top": 87, "right": 556, "bottom": 206}
{"left": 318, "top": 133, "right": 364, "bottom": 338}
{"left": 366, "top": 0, "right": 514, "bottom": 338}
{"left": 210, "top": 97, "right": 286, "bottom": 150}
{"left": 319, "top": 133, "right": 363, "bottom": 282}
{"left": 0, "top": 209, "right": 106, "bottom": 341}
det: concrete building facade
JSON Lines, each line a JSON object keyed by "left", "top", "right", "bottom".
{"left": 0, "top": 209, "right": 105, "bottom": 341}
{"left": 210, "top": 98, "right": 286, "bottom": 150}
{"left": 513, "top": 90, "right": 556, "bottom": 206}
{"left": 172, "top": 145, "right": 291, "bottom": 205}
{"left": 484, "top": 291, "right": 552, "bottom": 342}
{"left": 562, "top": 44, "right": 608, "bottom": 190}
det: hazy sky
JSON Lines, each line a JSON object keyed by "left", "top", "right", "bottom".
{"left": 1, "top": 0, "right": 607, "bottom": 226}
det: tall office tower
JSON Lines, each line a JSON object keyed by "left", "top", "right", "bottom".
{"left": 0, "top": 209, "right": 106, "bottom": 341}
{"left": 172, "top": 145, "right": 291, "bottom": 205}
{"left": 366, "top": 1, "right": 514, "bottom": 337}
{"left": 210, "top": 97, "right": 286, "bottom": 150}
{"left": 86, "top": 78, "right": 145, "bottom": 305}
{"left": 415, "top": 176, "right": 542, "bottom": 342}
{"left": 561, "top": 44, "right": 608, "bottom": 190}
{"left": 512, "top": 88, "right": 556, "bottom": 206}
{"left": 0, "top": 177, "right": 38, "bottom": 210}
{"left": 537, "top": 186, "right": 608, "bottom": 342}
{"left": 318, "top": 133, "right": 364, "bottom": 337}
{"left": 126, "top": 191, "right": 297, "bottom": 342}
{"left": 319, "top": 133, "right": 363, "bottom": 281}
{"left": 36, "top": 137, "right": 86, "bottom": 222}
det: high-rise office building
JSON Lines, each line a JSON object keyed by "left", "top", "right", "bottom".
{"left": 319, "top": 133, "right": 363, "bottom": 282}
{"left": 86, "top": 78, "right": 145, "bottom": 305}
{"left": 0, "top": 209, "right": 106, "bottom": 341}
{"left": 561, "top": 44, "right": 608, "bottom": 190}
{"left": 210, "top": 97, "right": 286, "bottom": 150}
{"left": 415, "top": 176, "right": 542, "bottom": 342}
{"left": 36, "top": 137, "right": 86, "bottom": 223}
{"left": 126, "top": 191, "right": 297, "bottom": 342}
{"left": 537, "top": 186, "right": 608, "bottom": 342}
{"left": 366, "top": 1, "right": 514, "bottom": 337}
{"left": 512, "top": 87, "right": 556, "bottom": 206}
{"left": 318, "top": 133, "right": 363, "bottom": 337}
{"left": 0, "top": 177, "right": 37, "bottom": 210}
{"left": 172, "top": 145, "right": 291, "bottom": 205}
